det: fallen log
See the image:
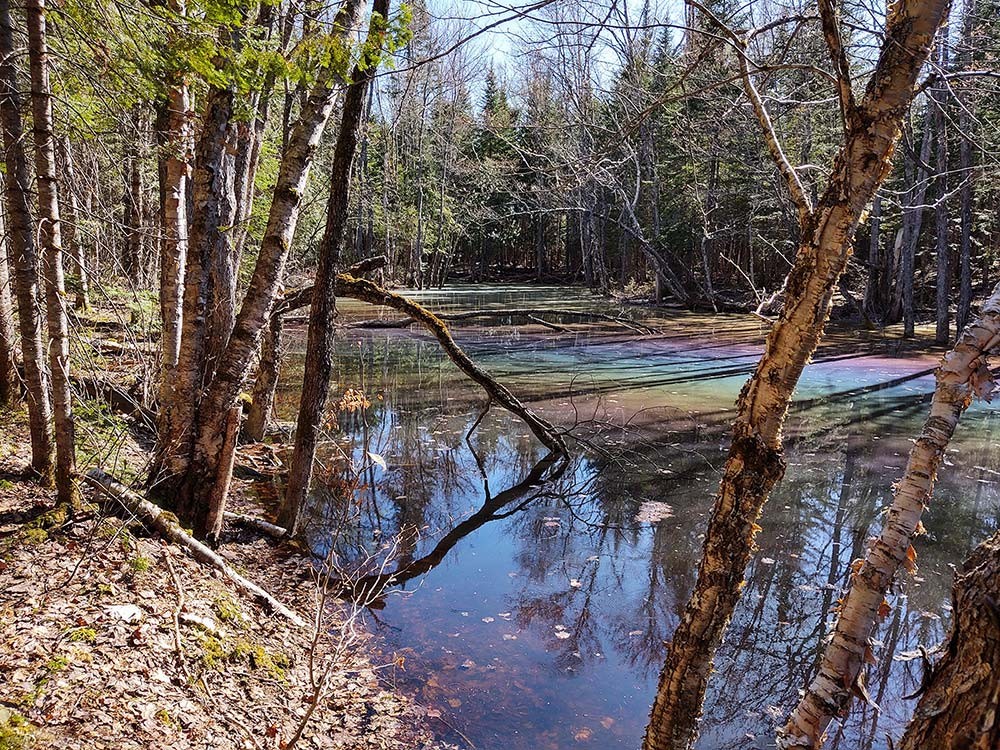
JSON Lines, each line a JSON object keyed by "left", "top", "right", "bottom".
{"left": 223, "top": 511, "right": 287, "bottom": 539}
{"left": 84, "top": 469, "right": 305, "bottom": 627}
{"left": 335, "top": 275, "right": 569, "bottom": 456}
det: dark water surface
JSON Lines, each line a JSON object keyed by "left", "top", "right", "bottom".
{"left": 274, "top": 285, "right": 1000, "bottom": 750}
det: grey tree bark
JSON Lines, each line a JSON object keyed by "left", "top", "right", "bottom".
{"left": 279, "top": 0, "right": 391, "bottom": 535}
{"left": 0, "top": 0, "right": 53, "bottom": 480}
{"left": 26, "top": 0, "right": 80, "bottom": 508}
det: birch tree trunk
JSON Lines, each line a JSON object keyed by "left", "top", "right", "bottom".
{"left": 26, "top": 0, "right": 80, "bottom": 509}
{"left": 279, "top": 0, "right": 390, "bottom": 536}
{"left": 643, "top": 0, "right": 950, "bottom": 746}
{"left": 0, "top": 200, "right": 16, "bottom": 407}
{"left": 57, "top": 137, "right": 90, "bottom": 311}
{"left": 155, "top": 0, "right": 190, "bottom": 424}
{"left": 897, "top": 529, "right": 1000, "bottom": 750}
{"left": 153, "top": 0, "right": 367, "bottom": 541}
{"left": 779, "top": 280, "right": 1000, "bottom": 748}
{"left": 0, "top": 0, "right": 53, "bottom": 480}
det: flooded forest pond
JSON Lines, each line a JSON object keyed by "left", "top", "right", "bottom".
{"left": 272, "top": 285, "right": 999, "bottom": 750}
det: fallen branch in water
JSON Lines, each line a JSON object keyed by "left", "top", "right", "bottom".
{"left": 84, "top": 469, "right": 305, "bottom": 627}
{"left": 334, "top": 275, "right": 569, "bottom": 456}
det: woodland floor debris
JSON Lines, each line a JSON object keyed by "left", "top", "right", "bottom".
{"left": 0, "top": 410, "right": 452, "bottom": 750}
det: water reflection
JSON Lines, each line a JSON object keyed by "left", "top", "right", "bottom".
{"left": 272, "top": 286, "right": 1000, "bottom": 750}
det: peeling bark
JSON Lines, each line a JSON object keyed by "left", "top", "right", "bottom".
{"left": 26, "top": 0, "right": 79, "bottom": 508}
{"left": 779, "top": 281, "right": 1000, "bottom": 748}
{"left": 897, "top": 529, "right": 1000, "bottom": 750}
{"left": 643, "top": 0, "right": 950, "bottom": 747}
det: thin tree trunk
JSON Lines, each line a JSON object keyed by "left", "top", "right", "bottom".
{"left": 57, "top": 137, "right": 89, "bottom": 311}
{"left": 933, "top": 44, "right": 950, "bottom": 345}
{"left": 900, "top": 106, "right": 934, "bottom": 337}
{"left": 956, "top": 1, "right": 975, "bottom": 334}
{"left": 0, "top": 0, "right": 53, "bottom": 480}
{"left": 26, "top": 0, "right": 79, "bottom": 508}
{"left": 155, "top": 0, "right": 190, "bottom": 427}
{"left": 123, "top": 107, "right": 143, "bottom": 280}
{"left": 279, "top": 0, "right": 390, "bottom": 535}
{"left": 643, "top": 0, "right": 949, "bottom": 746}
{"left": 897, "top": 529, "right": 1000, "bottom": 750}
{"left": 245, "top": 312, "right": 282, "bottom": 441}
{"left": 862, "top": 194, "right": 882, "bottom": 322}
{"left": 779, "top": 280, "right": 1000, "bottom": 748}
{"left": 0, "top": 199, "right": 17, "bottom": 407}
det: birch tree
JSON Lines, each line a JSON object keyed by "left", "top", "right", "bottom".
{"left": 26, "top": 0, "right": 79, "bottom": 508}
{"left": 643, "top": 0, "right": 951, "bottom": 746}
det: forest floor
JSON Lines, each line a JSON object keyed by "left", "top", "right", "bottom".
{"left": 0, "top": 407, "right": 452, "bottom": 750}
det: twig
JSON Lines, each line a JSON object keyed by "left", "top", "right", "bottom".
{"left": 162, "top": 548, "right": 191, "bottom": 680}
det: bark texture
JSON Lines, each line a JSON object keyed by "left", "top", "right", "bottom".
{"left": 280, "top": 0, "right": 390, "bottom": 535}
{"left": 778, "top": 281, "right": 1000, "bottom": 748}
{"left": 0, "top": 200, "right": 17, "bottom": 407}
{"left": 897, "top": 530, "right": 1000, "bottom": 750}
{"left": 151, "top": 0, "right": 365, "bottom": 542}
{"left": 26, "top": 0, "right": 79, "bottom": 507}
{"left": 155, "top": 0, "right": 190, "bottom": 429}
{"left": 643, "top": 0, "right": 950, "bottom": 747}
{"left": 0, "top": 0, "right": 53, "bottom": 479}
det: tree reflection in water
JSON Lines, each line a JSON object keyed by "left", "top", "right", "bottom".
{"left": 269, "top": 293, "right": 999, "bottom": 750}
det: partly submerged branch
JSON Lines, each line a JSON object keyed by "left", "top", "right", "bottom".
{"left": 334, "top": 275, "right": 569, "bottom": 457}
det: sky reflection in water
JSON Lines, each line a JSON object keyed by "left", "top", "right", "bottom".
{"left": 275, "top": 286, "right": 1000, "bottom": 750}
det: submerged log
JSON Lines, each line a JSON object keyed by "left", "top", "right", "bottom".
{"left": 84, "top": 468, "right": 305, "bottom": 627}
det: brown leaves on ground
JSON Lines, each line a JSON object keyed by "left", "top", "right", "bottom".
{"left": 0, "top": 412, "right": 450, "bottom": 750}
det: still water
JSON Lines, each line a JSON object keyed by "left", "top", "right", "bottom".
{"left": 273, "top": 285, "right": 1000, "bottom": 750}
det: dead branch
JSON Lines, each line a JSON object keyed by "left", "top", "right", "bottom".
{"left": 223, "top": 511, "right": 288, "bottom": 539}
{"left": 334, "top": 276, "right": 569, "bottom": 456}
{"left": 339, "top": 307, "right": 657, "bottom": 334}
{"left": 84, "top": 469, "right": 306, "bottom": 627}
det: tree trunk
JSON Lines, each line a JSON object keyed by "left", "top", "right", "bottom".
{"left": 956, "top": 3, "right": 976, "bottom": 334}
{"left": 279, "top": 0, "right": 390, "bottom": 536}
{"left": 26, "top": 0, "right": 80, "bottom": 508}
{"left": 779, "top": 280, "right": 1000, "bottom": 748}
{"left": 933, "top": 44, "right": 950, "bottom": 345}
{"left": 57, "top": 137, "right": 90, "bottom": 311}
{"left": 643, "top": 0, "right": 950, "bottom": 746}
{"left": 862, "top": 193, "right": 882, "bottom": 322}
{"left": 153, "top": 0, "right": 367, "bottom": 542}
{"left": 897, "top": 529, "right": 1000, "bottom": 750}
{"left": 123, "top": 108, "right": 143, "bottom": 281}
{"left": 245, "top": 312, "right": 282, "bottom": 442}
{"left": 0, "top": 0, "right": 53, "bottom": 480}
{"left": 155, "top": 0, "right": 191, "bottom": 426}
{"left": 0, "top": 198, "right": 17, "bottom": 407}
{"left": 900, "top": 106, "right": 934, "bottom": 337}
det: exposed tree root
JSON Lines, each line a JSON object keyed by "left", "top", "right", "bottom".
{"left": 84, "top": 468, "right": 305, "bottom": 627}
